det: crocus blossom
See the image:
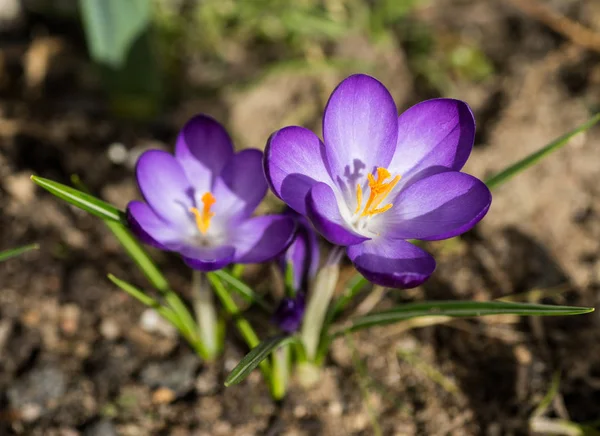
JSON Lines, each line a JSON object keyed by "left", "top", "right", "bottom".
{"left": 127, "top": 114, "right": 295, "bottom": 272}
{"left": 273, "top": 211, "right": 319, "bottom": 332}
{"left": 264, "top": 74, "right": 491, "bottom": 288}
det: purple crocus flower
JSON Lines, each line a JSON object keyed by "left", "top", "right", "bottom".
{"left": 264, "top": 74, "right": 492, "bottom": 288}
{"left": 127, "top": 114, "right": 296, "bottom": 272}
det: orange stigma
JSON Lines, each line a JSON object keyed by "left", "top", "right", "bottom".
{"left": 189, "top": 192, "right": 216, "bottom": 234}
{"left": 354, "top": 167, "right": 400, "bottom": 217}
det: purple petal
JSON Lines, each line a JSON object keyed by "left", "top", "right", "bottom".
{"left": 212, "top": 149, "right": 267, "bottom": 221}
{"left": 126, "top": 201, "right": 185, "bottom": 250}
{"left": 323, "top": 74, "right": 398, "bottom": 184}
{"left": 180, "top": 245, "right": 236, "bottom": 272}
{"left": 175, "top": 115, "right": 234, "bottom": 193}
{"left": 264, "top": 126, "right": 332, "bottom": 215}
{"left": 136, "top": 150, "right": 194, "bottom": 226}
{"left": 374, "top": 171, "right": 491, "bottom": 240}
{"left": 272, "top": 294, "right": 306, "bottom": 333}
{"left": 281, "top": 211, "right": 320, "bottom": 291}
{"left": 306, "top": 183, "right": 369, "bottom": 246}
{"left": 228, "top": 215, "right": 296, "bottom": 264}
{"left": 388, "top": 99, "right": 475, "bottom": 177}
{"left": 347, "top": 238, "right": 436, "bottom": 288}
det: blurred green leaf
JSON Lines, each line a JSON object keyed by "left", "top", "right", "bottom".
{"left": 210, "top": 270, "right": 272, "bottom": 312}
{"left": 225, "top": 335, "right": 297, "bottom": 386}
{"left": 330, "top": 274, "right": 370, "bottom": 320}
{"left": 104, "top": 221, "right": 170, "bottom": 291}
{"left": 79, "top": 0, "right": 151, "bottom": 68}
{"left": 333, "top": 301, "right": 594, "bottom": 336}
{"left": 486, "top": 114, "right": 600, "bottom": 189}
{"left": 107, "top": 273, "right": 181, "bottom": 328}
{"left": 0, "top": 243, "right": 39, "bottom": 262}
{"left": 31, "top": 176, "right": 126, "bottom": 223}
{"left": 79, "top": 0, "right": 161, "bottom": 119}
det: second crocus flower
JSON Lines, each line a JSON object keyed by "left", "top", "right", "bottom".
{"left": 128, "top": 114, "right": 296, "bottom": 271}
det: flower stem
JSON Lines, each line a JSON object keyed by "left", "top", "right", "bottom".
{"left": 192, "top": 271, "right": 220, "bottom": 360}
{"left": 300, "top": 246, "right": 343, "bottom": 361}
{"left": 206, "top": 273, "right": 273, "bottom": 386}
{"left": 270, "top": 344, "right": 290, "bottom": 400}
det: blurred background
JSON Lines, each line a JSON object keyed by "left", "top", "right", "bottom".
{"left": 1, "top": 0, "right": 600, "bottom": 434}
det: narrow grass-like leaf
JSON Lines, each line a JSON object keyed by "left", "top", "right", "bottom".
{"left": 210, "top": 270, "right": 272, "bottom": 311}
{"left": 332, "top": 301, "right": 594, "bottom": 337}
{"left": 0, "top": 243, "right": 39, "bottom": 262}
{"left": 108, "top": 274, "right": 180, "bottom": 328}
{"left": 315, "top": 273, "right": 370, "bottom": 363}
{"left": 107, "top": 274, "right": 207, "bottom": 357}
{"left": 31, "top": 176, "right": 125, "bottom": 223}
{"left": 485, "top": 114, "right": 600, "bottom": 189}
{"left": 105, "top": 221, "right": 169, "bottom": 291}
{"left": 330, "top": 274, "right": 370, "bottom": 319}
{"left": 104, "top": 221, "right": 202, "bottom": 348}
{"left": 67, "top": 175, "right": 202, "bottom": 353}
{"left": 225, "top": 335, "right": 297, "bottom": 387}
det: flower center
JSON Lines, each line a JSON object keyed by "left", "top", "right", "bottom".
{"left": 354, "top": 167, "right": 401, "bottom": 218}
{"left": 189, "top": 192, "right": 216, "bottom": 235}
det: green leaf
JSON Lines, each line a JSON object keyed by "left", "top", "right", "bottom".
{"left": 330, "top": 274, "right": 370, "bottom": 320}
{"left": 101, "top": 219, "right": 201, "bottom": 352}
{"left": 31, "top": 176, "right": 125, "bottom": 223}
{"left": 79, "top": 0, "right": 151, "bottom": 68}
{"left": 485, "top": 113, "right": 600, "bottom": 189}
{"left": 66, "top": 175, "right": 204, "bottom": 356}
{"left": 210, "top": 270, "right": 272, "bottom": 312}
{"left": 332, "top": 301, "right": 594, "bottom": 337}
{"left": 0, "top": 243, "right": 39, "bottom": 262}
{"left": 105, "top": 221, "right": 170, "bottom": 291}
{"left": 107, "top": 273, "right": 181, "bottom": 330}
{"left": 225, "top": 335, "right": 297, "bottom": 387}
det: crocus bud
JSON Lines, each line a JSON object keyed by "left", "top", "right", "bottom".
{"left": 279, "top": 211, "right": 319, "bottom": 294}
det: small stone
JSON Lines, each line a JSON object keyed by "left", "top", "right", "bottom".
{"left": 224, "top": 357, "right": 238, "bottom": 372}
{"left": 213, "top": 421, "right": 232, "bottom": 435}
{"left": 60, "top": 304, "right": 81, "bottom": 335}
{"left": 8, "top": 364, "right": 67, "bottom": 422}
{"left": 352, "top": 413, "right": 369, "bottom": 431}
{"left": 293, "top": 405, "right": 307, "bottom": 418}
{"left": 328, "top": 401, "right": 343, "bottom": 416}
{"left": 99, "top": 318, "right": 121, "bottom": 340}
{"left": 195, "top": 364, "right": 219, "bottom": 395}
{"left": 152, "top": 387, "right": 176, "bottom": 405}
{"left": 20, "top": 403, "right": 42, "bottom": 422}
{"left": 107, "top": 143, "right": 128, "bottom": 165}
{"left": 139, "top": 309, "right": 177, "bottom": 338}
{"left": 140, "top": 353, "right": 198, "bottom": 396}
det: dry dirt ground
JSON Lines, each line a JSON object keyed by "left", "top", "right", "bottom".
{"left": 2, "top": 1, "right": 600, "bottom": 435}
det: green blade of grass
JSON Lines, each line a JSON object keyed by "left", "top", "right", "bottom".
{"left": 332, "top": 301, "right": 594, "bottom": 337}
{"left": 0, "top": 243, "right": 39, "bottom": 262}
{"left": 108, "top": 273, "right": 181, "bottom": 330}
{"left": 31, "top": 176, "right": 125, "bottom": 223}
{"left": 485, "top": 113, "right": 600, "bottom": 190}
{"left": 225, "top": 335, "right": 297, "bottom": 387}
{"left": 210, "top": 270, "right": 272, "bottom": 312}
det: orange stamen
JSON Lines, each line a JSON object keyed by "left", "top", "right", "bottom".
{"left": 354, "top": 167, "right": 400, "bottom": 218}
{"left": 189, "top": 192, "right": 216, "bottom": 234}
